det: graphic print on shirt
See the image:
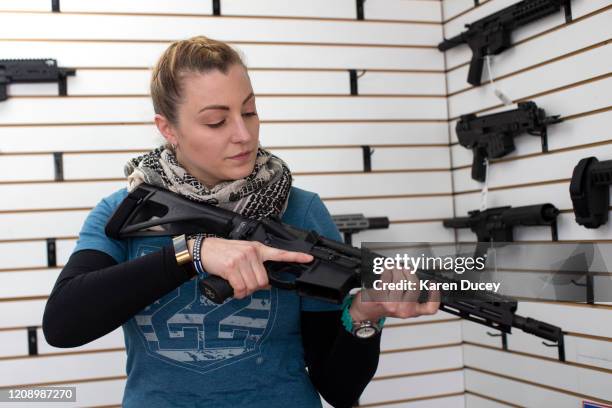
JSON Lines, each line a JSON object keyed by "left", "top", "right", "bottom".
{"left": 131, "top": 245, "right": 277, "bottom": 374}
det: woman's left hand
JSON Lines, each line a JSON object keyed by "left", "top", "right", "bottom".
{"left": 348, "top": 267, "right": 440, "bottom": 323}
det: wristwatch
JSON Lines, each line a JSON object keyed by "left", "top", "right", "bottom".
{"left": 172, "top": 234, "right": 192, "bottom": 266}
{"left": 341, "top": 293, "right": 385, "bottom": 339}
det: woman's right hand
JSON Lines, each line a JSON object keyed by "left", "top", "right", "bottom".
{"left": 188, "top": 237, "right": 314, "bottom": 299}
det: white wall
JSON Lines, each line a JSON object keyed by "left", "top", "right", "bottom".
{"left": 0, "top": 1, "right": 462, "bottom": 407}
{"left": 441, "top": 0, "right": 612, "bottom": 406}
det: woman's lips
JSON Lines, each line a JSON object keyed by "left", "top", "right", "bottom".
{"left": 228, "top": 150, "right": 252, "bottom": 161}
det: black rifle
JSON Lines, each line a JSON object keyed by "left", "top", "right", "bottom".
{"left": 105, "top": 184, "right": 565, "bottom": 360}
{"left": 0, "top": 59, "right": 76, "bottom": 101}
{"left": 456, "top": 101, "right": 561, "bottom": 181}
{"left": 438, "top": 0, "right": 572, "bottom": 86}
{"left": 331, "top": 214, "right": 389, "bottom": 245}
{"left": 570, "top": 157, "right": 612, "bottom": 228}
{"left": 443, "top": 203, "right": 560, "bottom": 249}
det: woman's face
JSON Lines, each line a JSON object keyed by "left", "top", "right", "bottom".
{"left": 156, "top": 64, "right": 260, "bottom": 188}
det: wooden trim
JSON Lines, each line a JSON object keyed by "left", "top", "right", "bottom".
{"left": 0, "top": 38, "right": 438, "bottom": 49}
{"left": 356, "top": 391, "right": 464, "bottom": 407}
{"left": 566, "top": 332, "right": 612, "bottom": 343}
{"left": 0, "top": 266, "right": 62, "bottom": 274}
{"left": 72, "top": 67, "right": 447, "bottom": 74}
{"left": 465, "top": 391, "right": 523, "bottom": 408}
{"left": 0, "top": 144, "right": 450, "bottom": 156}
{"left": 372, "top": 367, "right": 462, "bottom": 381}
{"left": 0, "top": 295, "right": 48, "bottom": 303}
{"left": 9, "top": 93, "right": 447, "bottom": 99}
{"left": 520, "top": 299, "right": 612, "bottom": 310}
{"left": 0, "top": 119, "right": 448, "bottom": 128}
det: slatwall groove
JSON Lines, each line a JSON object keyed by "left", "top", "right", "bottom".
{"left": 357, "top": 392, "right": 465, "bottom": 408}
{"left": 373, "top": 367, "right": 462, "bottom": 381}
{"left": 0, "top": 120, "right": 448, "bottom": 126}
{"left": 464, "top": 391, "right": 522, "bottom": 408}
{"left": 449, "top": 72, "right": 611, "bottom": 121}
{"left": 0, "top": 169, "right": 452, "bottom": 185}
{"left": 0, "top": 38, "right": 438, "bottom": 49}
{"left": 0, "top": 143, "right": 451, "bottom": 156}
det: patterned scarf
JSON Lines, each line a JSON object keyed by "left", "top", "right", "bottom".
{"left": 124, "top": 145, "right": 293, "bottom": 221}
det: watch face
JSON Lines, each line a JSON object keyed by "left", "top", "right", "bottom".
{"left": 355, "top": 326, "right": 377, "bottom": 339}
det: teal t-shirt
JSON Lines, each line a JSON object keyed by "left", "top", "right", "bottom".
{"left": 73, "top": 186, "right": 344, "bottom": 408}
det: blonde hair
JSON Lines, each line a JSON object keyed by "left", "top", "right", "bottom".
{"left": 150, "top": 35, "right": 247, "bottom": 128}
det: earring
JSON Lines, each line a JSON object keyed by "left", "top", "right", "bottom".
{"left": 171, "top": 143, "right": 177, "bottom": 151}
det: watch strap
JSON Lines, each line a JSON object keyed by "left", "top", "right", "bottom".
{"left": 172, "top": 234, "right": 192, "bottom": 266}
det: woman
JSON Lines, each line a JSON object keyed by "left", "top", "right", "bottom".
{"left": 42, "top": 36, "right": 439, "bottom": 407}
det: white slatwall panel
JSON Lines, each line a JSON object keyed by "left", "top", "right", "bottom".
{"left": 0, "top": 96, "right": 448, "bottom": 124}
{"left": 0, "top": 13, "right": 443, "bottom": 46}
{"left": 441, "top": 0, "right": 612, "bottom": 406}
{"left": 0, "top": 41, "right": 444, "bottom": 70}
{"left": 0, "top": 2, "right": 461, "bottom": 407}
{"left": 6, "top": 70, "right": 446, "bottom": 96}
{"left": 463, "top": 345, "right": 612, "bottom": 402}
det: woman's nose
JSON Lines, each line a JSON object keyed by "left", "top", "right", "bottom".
{"left": 231, "top": 116, "right": 253, "bottom": 143}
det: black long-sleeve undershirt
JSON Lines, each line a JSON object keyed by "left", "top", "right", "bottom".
{"left": 42, "top": 247, "right": 381, "bottom": 408}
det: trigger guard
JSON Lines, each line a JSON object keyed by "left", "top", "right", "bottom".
{"left": 264, "top": 261, "right": 309, "bottom": 290}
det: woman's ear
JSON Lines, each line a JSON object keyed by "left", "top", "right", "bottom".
{"left": 154, "top": 114, "right": 178, "bottom": 146}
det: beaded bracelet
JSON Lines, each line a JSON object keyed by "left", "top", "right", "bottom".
{"left": 192, "top": 234, "right": 208, "bottom": 278}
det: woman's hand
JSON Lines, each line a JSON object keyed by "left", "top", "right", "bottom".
{"left": 189, "top": 237, "right": 314, "bottom": 299}
{"left": 348, "top": 267, "right": 440, "bottom": 323}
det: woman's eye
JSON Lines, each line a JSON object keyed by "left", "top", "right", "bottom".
{"left": 206, "top": 113, "right": 256, "bottom": 128}
{"left": 207, "top": 120, "right": 225, "bottom": 128}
